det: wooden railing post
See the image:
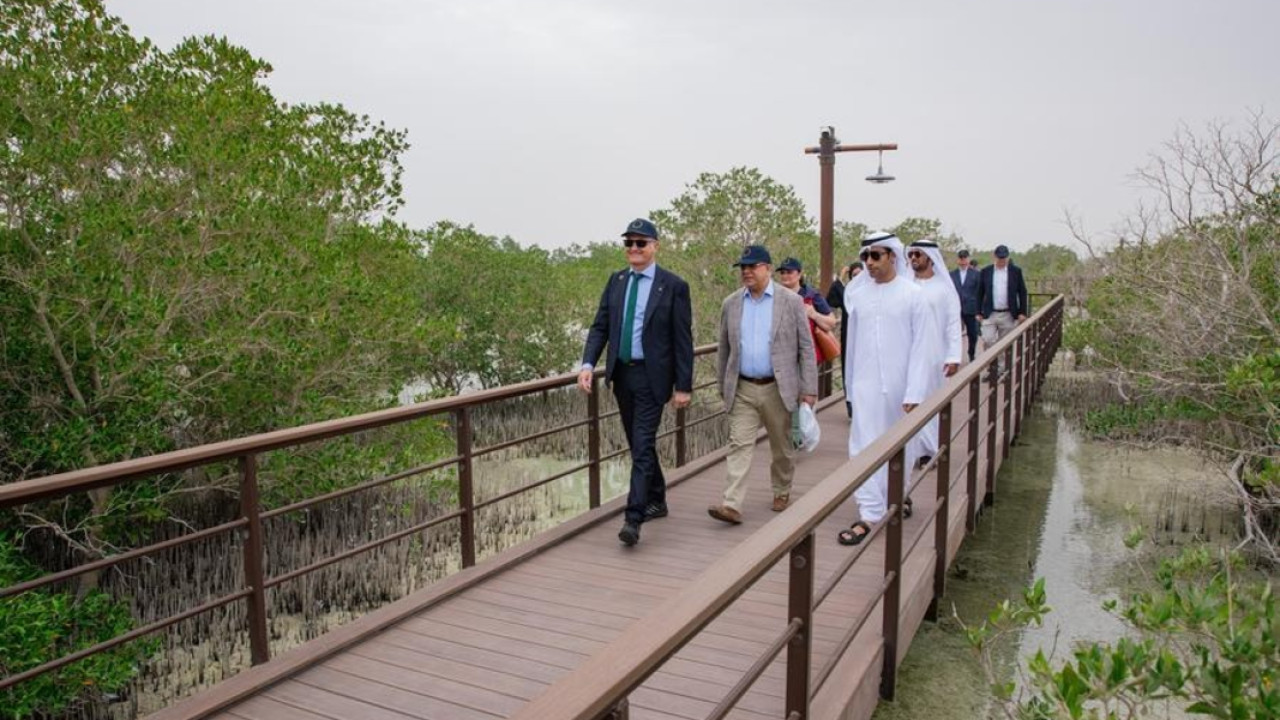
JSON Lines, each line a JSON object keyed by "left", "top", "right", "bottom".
{"left": 819, "top": 360, "right": 832, "bottom": 400}
{"left": 594, "top": 698, "right": 629, "bottom": 720}
{"left": 880, "top": 447, "right": 905, "bottom": 700}
{"left": 456, "top": 407, "right": 476, "bottom": 568}
{"left": 985, "top": 365, "right": 998, "bottom": 507}
{"left": 675, "top": 405, "right": 688, "bottom": 468}
{"left": 928, "top": 400, "right": 952, "bottom": 622}
{"left": 238, "top": 454, "right": 270, "bottom": 665}
{"left": 588, "top": 376, "right": 601, "bottom": 508}
{"left": 1013, "top": 335, "right": 1024, "bottom": 440}
{"left": 1001, "top": 346, "right": 1013, "bottom": 460}
{"left": 786, "top": 533, "right": 815, "bottom": 720}
{"left": 966, "top": 378, "right": 980, "bottom": 532}
{"left": 1028, "top": 322, "right": 1039, "bottom": 403}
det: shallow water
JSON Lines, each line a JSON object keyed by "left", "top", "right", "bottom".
{"left": 873, "top": 406, "right": 1237, "bottom": 719}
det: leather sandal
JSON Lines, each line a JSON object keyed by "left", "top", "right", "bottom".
{"left": 837, "top": 521, "right": 871, "bottom": 546}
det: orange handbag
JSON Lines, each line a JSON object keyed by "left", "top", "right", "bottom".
{"left": 813, "top": 325, "right": 841, "bottom": 363}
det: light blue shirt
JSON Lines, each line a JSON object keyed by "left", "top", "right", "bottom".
{"left": 625, "top": 263, "right": 656, "bottom": 361}
{"left": 738, "top": 281, "right": 775, "bottom": 378}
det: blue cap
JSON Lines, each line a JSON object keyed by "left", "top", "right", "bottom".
{"left": 733, "top": 245, "right": 773, "bottom": 267}
{"left": 994, "top": 244, "right": 1010, "bottom": 258}
{"left": 622, "top": 218, "right": 659, "bottom": 239}
{"left": 778, "top": 257, "right": 803, "bottom": 272}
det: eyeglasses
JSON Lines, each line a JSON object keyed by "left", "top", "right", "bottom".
{"left": 623, "top": 238, "right": 650, "bottom": 249}
{"left": 907, "top": 250, "right": 924, "bottom": 259}
{"left": 860, "top": 249, "right": 888, "bottom": 262}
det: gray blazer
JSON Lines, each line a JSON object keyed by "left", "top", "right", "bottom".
{"left": 717, "top": 285, "right": 819, "bottom": 413}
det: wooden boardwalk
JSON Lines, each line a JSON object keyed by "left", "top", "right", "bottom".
{"left": 197, "top": 381, "right": 1007, "bottom": 720}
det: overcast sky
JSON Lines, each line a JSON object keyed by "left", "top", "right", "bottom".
{"left": 108, "top": 0, "right": 1278, "bottom": 254}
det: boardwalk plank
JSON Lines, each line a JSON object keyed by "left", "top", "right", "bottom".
{"left": 201, "top": 380, "right": 1030, "bottom": 720}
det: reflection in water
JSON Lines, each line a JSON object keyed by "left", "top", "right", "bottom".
{"left": 874, "top": 407, "right": 1236, "bottom": 719}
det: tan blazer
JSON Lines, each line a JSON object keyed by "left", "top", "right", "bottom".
{"left": 717, "top": 284, "right": 819, "bottom": 413}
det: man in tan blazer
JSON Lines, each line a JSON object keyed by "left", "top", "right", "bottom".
{"left": 708, "top": 245, "right": 819, "bottom": 524}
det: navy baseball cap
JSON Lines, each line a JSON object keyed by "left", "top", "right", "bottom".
{"left": 622, "top": 218, "right": 659, "bottom": 239}
{"left": 733, "top": 245, "right": 773, "bottom": 267}
{"left": 994, "top": 244, "right": 1010, "bottom": 258}
{"left": 778, "top": 257, "right": 803, "bottom": 272}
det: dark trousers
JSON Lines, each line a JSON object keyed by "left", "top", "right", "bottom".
{"left": 961, "top": 313, "right": 979, "bottom": 361}
{"left": 613, "top": 363, "right": 666, "bottom": 524}
{"left": 840, "top": 313, "right": 853, "bottom": 418}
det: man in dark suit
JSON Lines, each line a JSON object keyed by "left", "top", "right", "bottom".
{"left": 578, "top": 218, "right": 694, "bottom": 546}
{"left": 949, "top": 249, "right": 981, "bottom": 361}
{"left": 975, "top": 244, "right": 1030, "bottom": 377}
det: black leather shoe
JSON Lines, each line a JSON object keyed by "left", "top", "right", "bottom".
{"left": 618, "top": 521, "right": 640, "bottom": 546}
{"left": 642, "top": 502, "right": 668, "bottom": 521}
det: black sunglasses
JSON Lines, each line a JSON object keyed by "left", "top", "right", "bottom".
{"left": 623, "top": 238, "right": 650, "bottom": 249}
{"left": 860, "top": 249, "right": 889, "bottom": 262}
{"left": 907, "top": 250, "right": 924, "bottom": 259}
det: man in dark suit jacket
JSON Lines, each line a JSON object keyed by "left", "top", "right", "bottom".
{"left": 975, "top": 244, "right": 1030, "bottom": 376}
{"left": 578, "top": 218, "right": 694, "bottom": 546}
{"left": 949, "top": 249, "right": 982, "bottom": 361}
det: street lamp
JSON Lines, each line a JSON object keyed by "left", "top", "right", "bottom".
{"left": 803, "top": 128, "right": 898, "bottom": 295}
{"left": 866, "top": 149, "right": 895, "bottom": 184}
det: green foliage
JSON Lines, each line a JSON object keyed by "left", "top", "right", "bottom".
{"left": 650, "top": 167, "right": 814, "bottom": 341}
{"left": 965, "top": 547, "right": 1279, "bottom": 719}
{"left": 0, "top": 0, "right": 435, "bottom": 534}
{"left": 415, "top": 222, "right": 585, "bottom": 392}
{"left": 1083, "top": 397, "right": 1218, "bottom": 438}
{"left": 0, "top": 534, "right": 150, "bottom": 719}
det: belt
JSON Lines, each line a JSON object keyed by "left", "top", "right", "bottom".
{"left": 739, "top": 375, "right": 775, "bottom": 385}
{"left": 618, "top": 359, "right": 645, "bottom": 367}
{"left": 993, "top": 308, "right": 1009, "bottom": 312}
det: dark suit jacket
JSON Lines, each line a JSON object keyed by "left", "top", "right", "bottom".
{"left": 581, "top": 265, "right": 694, "bottom": 402}
{"left": 976, "top": 263, "right": 1030, "bottom": 318}
{"left": 950, "top": 267, "right": 981, "bottom": 315}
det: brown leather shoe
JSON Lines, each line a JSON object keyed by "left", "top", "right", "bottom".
{"left": 772, "top": 495, "right": 790, "bottom": 512}
{"left": 707, "top": 505, "right": 743, "bottom": 525}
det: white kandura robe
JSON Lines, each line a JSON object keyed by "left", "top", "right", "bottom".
{"left": 844, "top": 275, "right": 939, "bottom": 523}
{"left": 910, "top": 275, "right": 964, "bottom": 458}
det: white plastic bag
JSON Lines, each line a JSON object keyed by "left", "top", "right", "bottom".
{"left": 795, "top": 404, "right": 821, "bottom": 453}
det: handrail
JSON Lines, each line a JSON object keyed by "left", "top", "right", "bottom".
{"left": 0, "top": 337, "right": 842, "bottom": 694}
{"left": 508, "top": 295, "right": 1064, "bottom": 720}
{"left": 0, "top": 344, "right": 717, "bottom": 509}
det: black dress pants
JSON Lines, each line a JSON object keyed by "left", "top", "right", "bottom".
{"left": 613, "top": 363, "right": 666, "bottom": 524}
{"left": 961, "top": 313, "right": 980, "bottom": 361}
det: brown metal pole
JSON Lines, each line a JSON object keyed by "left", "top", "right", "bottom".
{"left": 238, "top": 454, "right": 270, "bottom": 665}
{"left": 456, "top": 407, "right": 476, "bottom": 568}
{"left": 588, "top": 375, "right": 601, "bottom": 508}
{"left": 818, "top": 130, "right": 837, "bottom": 400}
{"left": 818, "top": 129, "right": 836, "bottom": 297}
{"left": 880, "top": 447, "right": 905, "bottom": 700}
{"left": 786, "top": 533, "right": 815, "bottom": 720}
{"left": 928, "top": 401, "right": 952, "bottom": 622}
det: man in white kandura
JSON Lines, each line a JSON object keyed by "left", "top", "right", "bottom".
{"left": 837, "top": 232, "right": 938, "bottom": 546}
{"left": 907, "top": 239, "right": 963, "bottom": 470}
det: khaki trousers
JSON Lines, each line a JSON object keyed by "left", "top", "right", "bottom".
{"left": 722, "top": 380, "right": 795, "bottom": 511}
{"left": 981, "top": 311, "right": 1017, "bottom": 373}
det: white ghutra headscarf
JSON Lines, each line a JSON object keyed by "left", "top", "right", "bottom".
{"left": 848, "top": 231, "right": 909, "bottom": 293}
{"left": 908, "top": 239, "right": 960, "bottom": 302}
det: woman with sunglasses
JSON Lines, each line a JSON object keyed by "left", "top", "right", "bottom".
{"left": 775, "top": 257, "right": 836, "bottom": 362}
